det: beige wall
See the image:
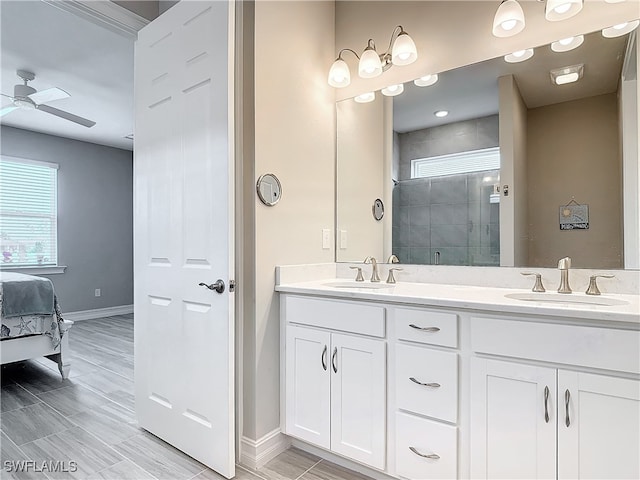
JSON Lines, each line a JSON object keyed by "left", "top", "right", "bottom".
{"left": 527, "top": 94, "right": 622, "bottom": 268}
{"left": 499, "top": 75, "right": 529, "bottom": 267}
{"left": 246, "top": 0, "right": 336, "bottom": 441}
{"left": 336, "top": 97, "right": 387, "bottom": 262}
{"left": 334, "top": 1, "right": 640, "bottom": 100}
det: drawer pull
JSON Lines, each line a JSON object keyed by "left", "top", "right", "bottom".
{"left": 409, "top": 324, "right": 440, "bottom": 333}
{"left": 565, "top": 389, "right": 571, "bottom": 427}
{"left": 321, "top": 345, "right": 328, "bottom": 371}
{"left": 409, "top": 377, "right": 441, "bottom": 388}
{"left": 409, "top": 446, "right": 440, "bottom": 460}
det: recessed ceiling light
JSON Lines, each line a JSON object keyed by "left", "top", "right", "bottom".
{"left": 414, "top": 74, "right": 438, "bottom": 87}
{"left": 550, "top": 64, "right": 584, "bottom": 85}
{"left": 504, "top": 48, "right": 534, "bottom": 63}
{"left": 381, "top": 84, "right": 404, "bottom": 97}
{"left": 602, "top": 20, "right": 640, "bottom": 38}
{"left": 354, "top": 92, "right": 375, "bottom": 103}
{"left": 434, "top": 110, "right": 449, "bottom": 118}
{"left": 551, "top": 35, "right": 584, "bottom": 52}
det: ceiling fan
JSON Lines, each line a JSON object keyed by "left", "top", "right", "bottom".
{"left": 0, "top": 70, "right": 96, "bottom": 128}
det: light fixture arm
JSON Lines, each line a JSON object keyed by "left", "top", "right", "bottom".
{"left": 336, "top": 48, "right": 360, "bottom": 61}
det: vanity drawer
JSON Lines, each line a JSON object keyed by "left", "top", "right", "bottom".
{"left": 395, "top": 307, "right": 458, "bottom": 348}
{"left": 471, "top": 317, "right": 640, "bottom": 374}
{"left": 396, "top": 344, "right": 458, "bottom": 423}
{"left": 395, "top": 411, "right": 457, "bottom": 480}
{"left": 283, "top": 295, "right": 385, "bottom": 338}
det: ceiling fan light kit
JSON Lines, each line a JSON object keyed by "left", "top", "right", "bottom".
{"left": 1, "top": 70, "right": 96, "bottom": 128}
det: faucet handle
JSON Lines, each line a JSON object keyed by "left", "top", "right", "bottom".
{"left": 585, "top": 274, "right": 614, "bottom": 296}
{"left": 349, "top": 266, "right": 365, "bottom": 282}
{"left": 386, "top": 267, "right": 403, "bottom": 284}
{"left": 521, "top": 272, "right": 546, "bottom": 292}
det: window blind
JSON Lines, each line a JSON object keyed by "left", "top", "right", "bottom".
{"left": 0, "top": 157, "right": 58, "bottom": 267}
{"left": 411, "top": 147, "right": 500, "bottom": 179}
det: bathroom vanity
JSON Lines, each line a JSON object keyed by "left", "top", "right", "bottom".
{"left": 277, "top": 277, "right": 640, "bottom": 479}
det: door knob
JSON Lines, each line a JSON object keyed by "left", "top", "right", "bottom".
{"left": 199, "top": 280, "right": 225, "bottom": 294}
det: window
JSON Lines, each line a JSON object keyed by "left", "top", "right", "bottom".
{"left": 0, "top": 156, "right": 58, "bottom": 267}
{"left": 411, "top": 147, "right": 501, "bottom": 179}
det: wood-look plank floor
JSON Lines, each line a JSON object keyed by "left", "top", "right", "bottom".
{"left": 1, "top": 315, "right": 371, "bottom": 480}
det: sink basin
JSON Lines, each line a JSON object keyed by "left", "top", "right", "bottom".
{"left": 505, "top": 292, "right": 629, "bottom": 307}
{"left": 324, "top": 281, "right": 394, "bottom": 290}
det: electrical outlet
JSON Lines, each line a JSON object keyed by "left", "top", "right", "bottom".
{"left": 322, "top": 229, "right": 331, "bottom": 249}
{"left": 94, "top": 288, "right": 101, "bottom": 297}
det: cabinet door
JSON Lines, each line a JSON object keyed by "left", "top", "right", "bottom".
{"left": 330, "top": 333, "right": 386, "bottom": 470}
{"left": 558, "top": 371, "right": 640, "bottom": 480}
{"left": 470, "top": 358, "right": 556, "bottom": 480}
{"left": 285, "top": 325, "right": 331, "bottom": 448}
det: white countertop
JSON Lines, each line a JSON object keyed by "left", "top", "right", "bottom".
{"left": 275, "top": 279, "right": 640, "bottom": 325}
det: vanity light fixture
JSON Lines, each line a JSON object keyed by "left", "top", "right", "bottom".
{"left": 354, "top": 92, "right": 376, "bottom": 103}
{"left": 550, "top": 64, "right": 584, "bottom": 85}
{"left": 545, "top": 0, "right": 583, "bottom": 21}
{"left": 434, "top": 110, "right": 449, "bottom": 118}
{"left": 604, "top": 0, "right": 626, "bottom": 3}
{"left": 602, "top": 20, "right": 640, "bottom": 38}
{"left": 328, "top": 25, "right": 417, "bottom": 88}
{"left": 381, "top": 84, "right": 404, "bottom": 96}
{"left": 414, "top": 74, "right": 439, "bottom": 87}
{"left": 492, "top": 0, "right": 526, "bottom": 37}
{"left": 551, "top": 35, "right": 584, "bottom": 52}
{"left": 504, "top": 48, "right": 534, "bottom": 63}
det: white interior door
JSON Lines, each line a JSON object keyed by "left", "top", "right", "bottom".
{"left": 134, "top": 1, "right": 235, "bottom": 477}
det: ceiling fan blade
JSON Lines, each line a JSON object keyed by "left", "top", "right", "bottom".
{"left": 37, "top": 104, "right": 96, "bottom": 128}
{"left": 28, "top": 87, "right": 70, "bottom": 105}
{"left": 0, "top": 106, "right": 18, "bottom": 117}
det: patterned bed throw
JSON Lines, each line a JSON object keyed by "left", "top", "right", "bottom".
{"left": 0, "top": 272, "right": 65, "bottom": 349}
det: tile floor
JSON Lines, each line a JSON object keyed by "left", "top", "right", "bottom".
{"left": 1, "top": 315, "right": 370, "bottom": 480}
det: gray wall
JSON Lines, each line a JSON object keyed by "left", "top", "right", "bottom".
{"left": 1, "top": 126, "right": 133, "bottom": 313}
{"left": 396, "top": 114, "right": 499, "bottom": 181}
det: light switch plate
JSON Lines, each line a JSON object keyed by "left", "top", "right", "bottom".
{"left": 340, "top": 230, "right": 348, "bottom": 249}
{"left": 322, "top": 229, "right": 331, "bottom": 249}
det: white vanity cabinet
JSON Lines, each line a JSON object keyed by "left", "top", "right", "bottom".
{"left": 470, "top": 317, "right": 640, "bottom": 480}
{"left": 283, "top": 296, "right": 387, "bottom": 470}
{"left": 278, "top": 282, "right": 639, "bottom": 480}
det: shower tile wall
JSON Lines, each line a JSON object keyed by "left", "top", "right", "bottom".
{"left": 392, "top": 171, "right": 500, "bottom": 266}
{"left": 392, "top": 115, "right": 501, "bottom": 266}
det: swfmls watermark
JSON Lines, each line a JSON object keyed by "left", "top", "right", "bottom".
{"left": 4, "top": 460, "right": 78, "bottom": 473}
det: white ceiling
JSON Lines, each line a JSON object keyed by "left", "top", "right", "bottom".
{"left": 0, "top": 1, "right": 134, "bottom": 150}
{"left": 393, "top": 29, "right": 629, "bottom": 133}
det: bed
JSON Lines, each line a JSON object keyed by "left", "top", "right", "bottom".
{"left": 0, "top": 272, "right": 72, "bottom": 378}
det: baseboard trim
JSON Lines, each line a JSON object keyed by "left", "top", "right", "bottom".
{"left": 240, "top": 428, "right": 291, "bottom": 470}
{"left": 64, "top": 305, "right": 134, "bottom": 322}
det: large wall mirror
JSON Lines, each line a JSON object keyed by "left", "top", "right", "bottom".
{"left": 336, "top": 28, "right": 638, "bottom": 269}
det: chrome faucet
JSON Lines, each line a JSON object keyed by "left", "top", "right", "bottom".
{"left": 557, "top": 256, "right": 572, "bottom": 294}
{"left": 364, "top": 256, "right": 381, "bottom": 282}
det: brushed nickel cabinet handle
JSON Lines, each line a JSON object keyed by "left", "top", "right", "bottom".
{"left": 544, "top": 386, "right": 550, "bottom": 423}
{"left": 409, "top": 446, "right": 440, "bottom": 460}
{"left": 331, "top": 347, "right": 338, "bottom": 373}
{"left": 409, "top": 377, "right": 441, "bottom": 388}
{"left": 565, "top": 389, "right": 571, "bottom": 427}
{"left": 409, "top": 324, "right": 440, "bottom": 332}
{"left": 321, "top": 345, "right": 328, "bottom": 371}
